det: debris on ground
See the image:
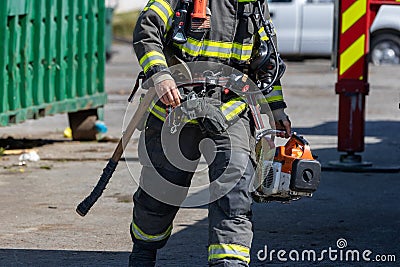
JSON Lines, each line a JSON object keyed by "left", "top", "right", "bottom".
{"left": 64, "top": 127, "right": 73, "bottom": 139}
{"left": 19, "top": 151, "right": 40, "bottom": 165}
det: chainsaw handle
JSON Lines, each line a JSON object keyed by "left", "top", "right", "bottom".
{"left": 291, "top": 134, "right": 310, "bottom": 146}
{"left": 284, "top": 134, "right": 314, "bottom": 160}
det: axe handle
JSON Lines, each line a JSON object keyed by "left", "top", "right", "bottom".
{"left": 112, "top": 88, "right": 156, "bottom": 162}
{"left": 76, "top": 89, "right": 157, "bottom": 217}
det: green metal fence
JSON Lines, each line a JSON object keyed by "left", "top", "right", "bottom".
{"left": 0, "top": 0, "right": 107, "bottom": 127}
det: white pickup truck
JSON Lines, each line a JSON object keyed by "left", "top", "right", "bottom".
{"left": 268, "top": 0, "right": 400, "bottom": 65}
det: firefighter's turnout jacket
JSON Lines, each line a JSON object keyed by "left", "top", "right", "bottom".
{"left": 133, "top": 0, "right": 287, "bottom": 123}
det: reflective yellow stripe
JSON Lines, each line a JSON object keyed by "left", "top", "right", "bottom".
{"left": 209, "top": 253, "right": 250, "bottom": 263}
{"left": 220, "top": 97, "right": 243, "bottom": 112}
{"left": 202, "top": 40, "right": 232, "bottom": 58}
{"left": 151, "top": 101, "right": 166, "bottom": 114}
{"left": 139, "top": 51, "right": 168, "bottom": 73}
{"left": 139, "top": 51, "right": 165, "bottom": 66}
{"left": 149, "top": 103, "right": 198, "bottom": 124}
{"left": 131, "top": 222, "right": 172, "bottom": 242}
{"left": 339, "top": 34, "right": 365, "bottom": 76}
{"left": 341, "top": 0, "right": 367, "bottom": 34}
{"left": 175, "top": 37, "right": 253, "bottom": 61}
{"left": 144, "top": 0, "right": 174, "bottom": 26}
{"left": 208, "top": 244, "right": 250, "bottom": 264}
{"left": 176, "top": 38, "right": 201, "bottom": 56}
{"left": 154, "top": 0, "right": 173, "bottom": 17}
{"left": 143, "top": 0, "right": 174, "bottom": 33}
{"left": 143, "top": 0, "right": 155, "bottom": 11}
{"left": 225, "top": 103, "right": 247, "bottom": 121}
{"left": 203, "top": 39, "right": 231, "bottom": 58}
{"left": 150, "top": 109, "right": 165, "bottom": 121}
{"left": 145, "top": 59, "right": 167, "bottom": 72}
{"left": 258, "top": 27, "right": 269, "bottom": 41}
{"left": 204, "top": 40, "right": 232, "bottom": 49}
{"left": 233, "top": 43, "right": 253, "bottom": 51}
{"left": 220, "top": 98, "right": 247, "bottom": 121}
{"left": 238, "top": 0, "right": 257, "bottom": 2}
{"left": 232, "top": 43, "right": 253, "bottom": 61}
{"left": 148, "top": 100, "right": 166, "bottom": 121}
{"left": 258, "top": 86, "right": 283, "bottom": 104}
{"left": 150, "top": 98, "right": 248, "bottom": 123}
{"left": 265, "top": 95, "right": 284, "bottom": 103}
{"left": 150, "top": 5, "right": 168, "bottom": 25}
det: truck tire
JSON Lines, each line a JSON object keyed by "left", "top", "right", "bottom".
{"left": 370, "top": 32, "right": 400, "bottom": 65}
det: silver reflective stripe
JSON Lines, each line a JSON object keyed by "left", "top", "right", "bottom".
{"left": 175, "top": 38, "right": 253, "bottom": 60}
{"left": 258, "top": 27, "right": 269, "bottom": 41}
{"left": 144, "top": 0, "right": 174, "bottom": 27}
{"left": 208, "top": 244, "right": 251, "bottom": 263}
{"left": 209, "top": 248, "right": 250, "bottom": 258}
{"left": 221, "top": 100, "right": 247, "bottom": 121}
{"left": 265, "top": 86, "right": 282, "bottom": 98}
{"left": 202, "top": 42, "right": 232, "bottom": 55}
{"left": 148, "top": 101, "right": 167, "bottom": 121}
{"left": 131, "top": 222, "right": 172, "bottom": 242}
{"left": 258, "top": 86, "right": 283, "bottom": 104}
{"left": 140, "top": 52, "right": 168, "bottom": 73}
{"left": 232, "top": 44, "right": 253, "bottom": 61}
{"left": 178, "top": 38, "right": 201, "bottom": 55}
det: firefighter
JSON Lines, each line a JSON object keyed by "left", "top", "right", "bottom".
{"left": 130, "top": 0, "right": 291, "bottom": 266}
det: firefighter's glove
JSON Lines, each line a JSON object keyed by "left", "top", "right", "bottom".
{"left": 181, "top": 97, "right": 228, "bottom": 136}
{"left": 270, "top": 108, "right": 291, "bottom": 138}
{"left": 198, "top": 105, "right": 228, "bottom": 136}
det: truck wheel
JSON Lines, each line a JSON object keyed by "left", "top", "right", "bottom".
{"left": 68, "top": 109, "right": 98, "bottom": 141}
{"left": 370, "top": 33, "right": 400, "bottom": 65}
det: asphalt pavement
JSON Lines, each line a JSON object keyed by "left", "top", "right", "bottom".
{"left": 0, "top": 44, "right": 399, "bottom": 267}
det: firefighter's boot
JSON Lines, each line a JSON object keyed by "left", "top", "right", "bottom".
{"left": 128, "top": 244, "right": 157, "bottom": 267}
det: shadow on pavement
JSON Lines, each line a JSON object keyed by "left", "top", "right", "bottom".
{"left": 0, "top": 137, "right": 64, "bottom": 150}
{"left": 293, "top": 120, "right": 399, "bottom": 137}
{"left": 157, "top": 169, "right": 400, "bottom": 266}
{"left": 0, "top": 249, "right": 129, "bottom": 267}
{"left": 157, "top": 120, "right": 400, "bottom": 266}
{"left": 293, "top": 120, "right": 400, "bottom": 169}
{"left": 1, "top": 121, "right": 398, "bottom": 267}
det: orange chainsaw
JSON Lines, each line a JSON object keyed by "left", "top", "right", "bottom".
{"left": 253, "top": 133, "right": 321, "bottom": 203}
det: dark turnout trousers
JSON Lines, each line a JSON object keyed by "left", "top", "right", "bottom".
{"left": 130, "top": 113, "right": 255, "bottom": 266}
